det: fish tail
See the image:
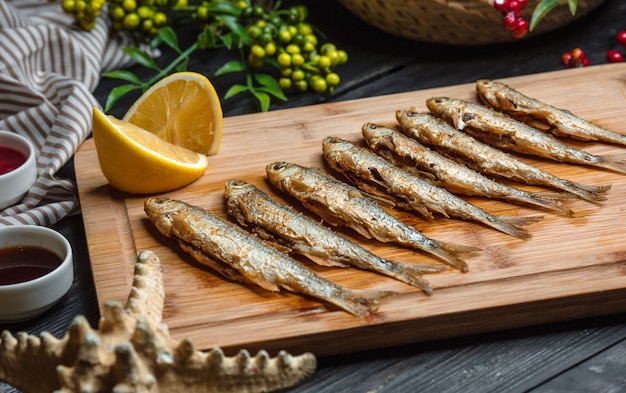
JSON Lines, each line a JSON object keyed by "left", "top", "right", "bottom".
{"left": 564, "top": 180, "right": 610, "bottom": 202}
{"left": 599, "top": 153, "right": 626, "bottom": 174}
{"left": 426, "top": 243, "right": 475, "bottom": 273}
{"left": 488, "top": 214, "right": 543, "bottom": 239}
{"left": 337, "top": 289, "right": 397, "bottom": 318}
{"left": 525, "top": 192, "right": 574, "bottom": 215}
{"left": 383, "top": 261, "right": 447, "bottom": 294}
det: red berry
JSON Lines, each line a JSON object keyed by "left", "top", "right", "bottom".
{"left": 581, "top": 57, "right": 590, "bottom": 67}
{"left": 617, "top": 31, "right": 626, "bottom": 46}
{"left": 517, "top": 0, "right": 527, "bottom": 7}
{"left": 508, "top": 0, "right": 523, "bottom": 12}
{"left": 503, "top": 12, "right": 518, "bottom": 31}
{"left": 561, "top": 52, "right": 573, "bottom": 67}
{"left": 494, "top": 0, "right": 510, "bottom": 13}
{"left": 606, "top": 49, "right": 624, "bottom": 63}
{"left": 570, "top": 47, "right": 585, "bottom": 61}
{"left": 512, "top": 19, "right": 529, "bottom": 38}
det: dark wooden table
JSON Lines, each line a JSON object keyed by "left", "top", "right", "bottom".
{"left": 3, "top": 1, "right": 626, "bottom": 391}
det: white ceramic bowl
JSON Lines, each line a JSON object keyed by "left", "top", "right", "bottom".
{"left": 0, "top": 225, "right": 74, "bottom": 322}
{"left": 0, "top": 131, "right": 37, "bottom": 210}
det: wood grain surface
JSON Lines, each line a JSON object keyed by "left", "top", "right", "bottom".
{"left": 75, "top": 63, "right": 626, "bottom": 357}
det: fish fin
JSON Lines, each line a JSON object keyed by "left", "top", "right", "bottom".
{"left": 564, "top": 180, "right": 611, "bottom": 202}
{"left": 599, "top": 153, "right": 626, "bottom": 175}
{"left": 524, "top": 192, "right": 574, "bottom": 215}
{"left": 491, "top": 215, "right": 543, "bottom": 239}
{"left": 304, "top": 253, "right": 350, "bottom": 268}
{"left": 177, "top": 240, "right": 251, "bottom": 284}
{"left": 385, "top": 262, "right": 447, "bottom": 294}
{"left": 338, "top": 289, "right": 398, "bottom": 318}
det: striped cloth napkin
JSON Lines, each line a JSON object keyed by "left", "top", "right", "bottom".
{"left": 0, "top": 0, "right": 140, "bottom": 226}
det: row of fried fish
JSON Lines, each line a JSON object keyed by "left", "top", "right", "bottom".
{"left": 144, "top": 80, "right": 624, "bottom": 318}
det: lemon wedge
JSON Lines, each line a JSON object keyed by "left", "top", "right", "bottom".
{"left": 91, "top": 107, "right": 208, "bottom": 194}
{"left": 123, "top": 71, "right": 223, "bottom": 155}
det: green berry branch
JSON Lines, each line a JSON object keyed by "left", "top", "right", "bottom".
{"left": 53, "top": 0, "right": 348, "bottom": 112}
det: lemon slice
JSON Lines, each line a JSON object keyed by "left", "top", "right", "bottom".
{"left": 123, "top": 72, "right": 223, "bottom": 155}
{"left": 92, "top": 107, "right": 208, "bottom": 194}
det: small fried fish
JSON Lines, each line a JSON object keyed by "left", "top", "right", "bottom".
{"left": 144, "top": 197, "right": 395, "bottom": 318}
{"left": 362, "top": 122, "right": 573, "bottom": 214}
{"left": 396, "top": 110, "right": 610, "bottom": 202}
{"left": 266, "top": 162, "right": 479, "bottom": 272}
{"left": 427, "top": 96, "right": 626, "bottom": 174}
{"left": 225, "top": 179, "right": 446, "bottom": 294}
{"left": 477, "top": 79, "right": 626, "bottom": 146}
{"left": 322, "top": 136, "right": 542, "bottom": 239}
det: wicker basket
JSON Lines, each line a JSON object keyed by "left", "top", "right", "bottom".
{"left": 336, "top": 0, "right": 607, "bottom": 46}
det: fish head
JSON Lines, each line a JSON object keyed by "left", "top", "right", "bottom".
{"left": 322, "top": 136, "right": 354, "bottom": 156}
{"left": 266, "top": 162, "right": 301, "bottom": 191}
{"left": 426, "top": 97, "right": 467, "bottom": 129}
{"left": 361, "top": 123, "right": 394, "bottom": 144}
{"left": 396, "top": 109, "right": 432, "bottom": 129}
{"left": 425, "top": 97, "right": 455, "bottom": 116}
{"left": 224, "top": 179, "right": 255, "bottom": 199}
{"left": 144, "top": 197, "right": 180, "bottom": 236}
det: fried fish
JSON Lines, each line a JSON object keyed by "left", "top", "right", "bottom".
{"left": 225, "top": 179, "right": 446, "bottom": 294}
{"left": 144, "top": 197, "right": 395, "bottom": 318}
{"left": 396, "top": 110, "right": 610, "bottom": 202}
{"left": 426, "top": 96, "right": 626, "bottom": 174}
{"left": 362, "top": 122, "right": 573, "bottom": 214}
{"left": 322, "top": 136, "right": 542, "bottom": 239}
{"left": 476, "top": 79, "right": 626, "bottom": 146}
{"left": 266, "top": 161, "right": 479, "bottom": 272}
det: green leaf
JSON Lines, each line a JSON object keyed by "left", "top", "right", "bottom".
{"left": 176, "top": 57, "right": 190, "bottom": 72}
{"left": 157, "top": 26, "right": 181, "bottom": 54}
{"left": 197, "top": 29, "right": 217, "bottom": 49}
{"left": 257, "top": 86, "right": 287, "bottom": 101}
{"left": 220, "top": 32, "right": 234, "bottom": 50}
{"left": 101, "top": 70, "right": 143, "bottom": 84}
{"left": 252, "top": 90, "right": 271, "bottom": 112}
{"left": 216, "top": 15, "right": 249, "bottom": 43}
{"left": 254, "top": 73, "right": 287, "bottom": 101}
{"left": 224, "top": 84, "right": 249, "bottom": 99}
{"left": 206, "top": 1, "right": 242, "bottom": 16}
{"left": 529, "top": 0, "right": 560, "bottom": 31}
{"left": 122, "top": 47, "right": 161, "bottom": 71}
{"left": 104, "top": 84, "right": 142, "bottom": 112}
{"left": 568, "top": 0, "right": 578, "bottom": 14}
{"left": 215, "top": 60, "right": 246, "bottom": 76}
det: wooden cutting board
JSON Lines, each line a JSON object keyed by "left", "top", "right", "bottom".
{"left": 75, "top": 63, "right": 626, "bottom": 357}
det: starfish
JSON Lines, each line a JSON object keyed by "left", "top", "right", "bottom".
{"left": 0, "top": 250, "right": 316, "bottom": 392}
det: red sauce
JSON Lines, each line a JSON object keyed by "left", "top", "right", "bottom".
{"left": 0, "top": 245, "right": 62, "bottom": 285}
{"left": 0, "top": 145, "right": 28, "bottom": 175}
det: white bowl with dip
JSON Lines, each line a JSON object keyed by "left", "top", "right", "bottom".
{"left": 0, "top": 131, "right": 37, "bottom": 210}
{"left": 0, "top": 225, "right": 74, "bottom": 322}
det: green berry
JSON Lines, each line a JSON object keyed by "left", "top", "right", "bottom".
{"left": 291, "top": 53, "right": 305, "bottom": 67}
{"left": 277, "top": 52, "right": 292, "bottom": 67}
{"left": 318, "top": 55, "right": 331, "bottom": 69}
{"left": 122, "top": 0, "right": 137, "bottom": 12}
{"left": 286, "top": 44, "right": 300, "bottom": 54}
{"left": 326, "top": 73, "right": 340, "bottom": 87}
{"left": 278, "top": 29, "right": 292, "bottom": 44}
{"left": 153, "top": 11, "right": 167, "bottom": 26}
{"left": 111, "top": 5, "right": 125, "bottom": 20}
{"left": 251, "top": 44, "right": 266, "bottom": 58}
{"left": 264, "top": 42, "right": 277, "bottom": 56}
{"left": 311, "top": 76, "right": 327, "bottom": 93}
{"left": 291, "top": 69, "right": 305, "bottom": 81}
{"left": 294, "top": 80, "right": 308, "bottom": 92}
{"left": 123, "top": 12, "right": 140, "bottom": 29}
{"left": 279, "top": 77, "right": 292, "bottom": 90}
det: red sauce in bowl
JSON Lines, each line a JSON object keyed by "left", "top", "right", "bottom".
{"left": 0, "top": 145, "right": 28, "bottom": 175}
